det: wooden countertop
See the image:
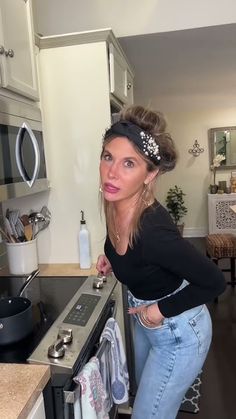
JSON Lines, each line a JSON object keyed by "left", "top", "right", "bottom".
{"left": 0, "top": 364, "right": 50, "bottom": 419}
{"left": 38, "top": 263, "right": 97, "bottom": 276}
{"left": 0, "top": 263, "right": 98, "bottom": 277}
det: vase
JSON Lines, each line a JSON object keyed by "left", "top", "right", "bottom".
{"left": 177, "top": 223, "right": 184, "bottom": 236}
{"left": 210, "top": 184, "right": 218, "bottom": 194}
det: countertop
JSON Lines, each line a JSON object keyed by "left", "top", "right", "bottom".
{"left": 0, "top": 263, "right": 98, "bottom": 277}
{"left": 0, "top": 264, "right": 97, "bottom": 417}
{"left": 0, "top": 364, "right": 50, "bottom": 419}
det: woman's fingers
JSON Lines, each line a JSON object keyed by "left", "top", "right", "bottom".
{"left": 128, "top": 305, "right": 145, "bottom": 314}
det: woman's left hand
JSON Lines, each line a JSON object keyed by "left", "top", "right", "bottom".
{"left": 128, "top": 303, "right": 164, "bottom": 327}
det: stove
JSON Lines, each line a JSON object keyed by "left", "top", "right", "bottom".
{"left": 28, "top": 274, "right": 117, "bottom": 374}
{"left": 0, "top": 275, "right": 87, "bottom": 364}
{"left": 0, "top": 273, "right": 118, "bottom": 418}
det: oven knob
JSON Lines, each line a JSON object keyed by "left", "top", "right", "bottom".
{"left": 48, "top": 338, "right": 65, "bottom": 358}
{"left": 57, "top": 328, "right": 73, "bottom": 344}
{"left": 93, "top": 277, "right": 104, "bottom": 289}
{"left": 97, "top": 273, "right": 107, "bottom": 283}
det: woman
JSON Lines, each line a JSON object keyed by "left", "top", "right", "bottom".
{"left": 96, "top": 105, "right": 226, "bottom": 419}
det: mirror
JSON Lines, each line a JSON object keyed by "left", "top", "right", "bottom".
{"left": 209, "top": 126, "right": 236, "bottom": 169}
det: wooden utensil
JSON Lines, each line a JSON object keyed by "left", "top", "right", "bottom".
{"left": 21, "top": 214, "right": 30, "bottom": 226}
{"left": 0, "top": 226, "right": 11, "bottom": 242}
{"left": 24, "top": 224, "right": 33, "bottom": 241}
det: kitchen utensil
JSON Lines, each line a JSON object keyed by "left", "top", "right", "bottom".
{"left": 4, "top": 217, "right": 16, "bottom": 243}
{"left": 0, "top": 226, "right": 11, "bottom": 242}
{"left": 24, "top": 223, "right": 33, "bottom": 241}
{"left": 15, "top": 217, "right": 25, "bottom": 241}
{"left": 0, "top": 269, "right": 40, "bottom": 345}
{"left": 21, "top": 214, "right": 30, "bottom": 226}
{"left": 34, "top": 218, "right": 50, "bottom": 237}
{"left": 41, "top": 206, "right": 51, "bottom": 221}
{"left": 29, "top": 212, "right": 46, "bottom": 222}
{"left": 29, "top": 212, "right": 47, "bottom": 238}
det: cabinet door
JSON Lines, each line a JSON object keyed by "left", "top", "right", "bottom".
{"left": 0, "top": 0, "right": 39, "bottom": 100}
{"left": 126, "top": 70, "right": 134, "bottom": 105}
{"left": 109, "top": 43, "right": 129, "bottom": 104}
{"left": 26, "top": 393, "right": 46, "bottom": 419}
{"left": 208, "top": 193, "right": 236, "bottom": 234}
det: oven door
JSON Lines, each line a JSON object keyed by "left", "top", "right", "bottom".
{"left": 61, "top": 299, "right": 118, "bottom": 419}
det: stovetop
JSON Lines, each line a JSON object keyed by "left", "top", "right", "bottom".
{"left": 0, "top": 274, "right": 117, "bottom": 375}
{"left": 28, "top": 274, "right": 117, "bottom": 374}
{"left": 0, "top": 276, "right": 87, "bottom": 363}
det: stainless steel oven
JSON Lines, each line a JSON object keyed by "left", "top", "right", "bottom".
{"left": 30, "top": 274, "right": 117, "bottom": 419}
{"left": 0, "top": 273, "right": 118, "bottom": 418}
{"left": 0, "top": 96, "right": 49, "bottom": 202}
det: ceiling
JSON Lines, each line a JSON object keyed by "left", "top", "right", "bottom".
{"left": 119, "top": 23, "right": 236, "bottom": 103}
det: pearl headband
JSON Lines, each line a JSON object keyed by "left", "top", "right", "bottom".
{"left": 103, "top": 120, "right": 161, "bottom": 166}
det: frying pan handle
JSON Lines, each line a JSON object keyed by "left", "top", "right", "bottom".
{"left": 18, "top": 269, "right": 40, "bottom": 297}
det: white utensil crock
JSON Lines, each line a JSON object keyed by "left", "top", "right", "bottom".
{"left": 6, "top": 239, "right": 38, "bottom": 275}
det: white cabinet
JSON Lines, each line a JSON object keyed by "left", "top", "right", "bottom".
{"left": 208, "top": 193, "right": 236, "bottom": 234}
{"left": 0, "top": 0, "right": 39, "bottom": 100}
{"left": 109, "top": 43, "right": 133, "bottom": 105}
{"left": 26, "top": 393, "right": 46, "bottom": 419}
{"left": 37, "top": 29, "right": 134, "bottom": 263}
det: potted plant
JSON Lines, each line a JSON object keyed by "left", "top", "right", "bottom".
{"left": 165, "top": 185, "right": 188, "bottom": 235}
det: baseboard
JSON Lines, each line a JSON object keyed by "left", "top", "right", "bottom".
{"left": 183, "top": 227, "right": 208, "bottom": 238}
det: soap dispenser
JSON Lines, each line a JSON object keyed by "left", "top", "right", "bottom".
{"left": 78, "top": 210, "right": 92, "bottom": 269}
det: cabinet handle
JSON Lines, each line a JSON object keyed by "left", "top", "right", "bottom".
{"left": 0, "top": 46, "right": 5, "bottom": 55}
{"left": 5, "top": 49, "right": 14, "bottom": 58}
{"left": 127, "top": 82, "right": 132, "bottom": 90}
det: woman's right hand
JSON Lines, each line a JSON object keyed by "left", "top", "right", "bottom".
{"left": 96, "top": 254, "right": 112, "bottom": 276}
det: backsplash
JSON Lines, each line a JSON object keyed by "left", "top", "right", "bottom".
{"left": 0, "top": 203, "right": 7, "bottom": 270}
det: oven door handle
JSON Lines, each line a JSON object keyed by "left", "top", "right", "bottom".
{"left": 15, "top": 121, "right": 40, "bottom": 188}
{"left": 64, "top": 389, "right": 78, "bottom": 404}
{"left": 110, "top": 296, "right": 118, "bottom": 318}
{"left": 64, "top": 387, "right": 81, "bottom": 419}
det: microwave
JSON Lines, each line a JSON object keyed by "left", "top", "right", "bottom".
{"left": 0, "top": 96, "right": 49, "bottom": 202}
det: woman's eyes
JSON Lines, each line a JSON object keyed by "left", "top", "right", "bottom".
{"left": 102, "top": 153, "right": 135, "bottom": 168}
{"left": 124, "top": 160, "right": 135, "bottom": 168}
{"left": 102, "top": 153, "right": 112, "bottom": 161}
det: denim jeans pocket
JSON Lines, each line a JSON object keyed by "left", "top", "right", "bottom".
{"left": 188, "top": 305, "right": 212, "bottom": 355}
{"left": 137, "top": 313, "right": 167, "bottom": 330}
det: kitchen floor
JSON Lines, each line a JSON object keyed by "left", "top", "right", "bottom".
{"left": 118, "top": 238, "right": 236, "bottom": 419}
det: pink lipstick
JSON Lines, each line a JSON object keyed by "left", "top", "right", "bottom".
{"left": 104, "top": 182, "right": 120, "bottom": 194}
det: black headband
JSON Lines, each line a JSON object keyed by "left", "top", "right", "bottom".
{"left": 103, "top": 120, "right": 161, "bottom": 166}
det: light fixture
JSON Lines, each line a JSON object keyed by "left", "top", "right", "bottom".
{"left": 188, "top": 140, "right": 204, "bottom": 157}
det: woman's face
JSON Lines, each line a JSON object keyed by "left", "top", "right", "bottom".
{"left": 100, "top": 136, "right": 158, "bottom": 204}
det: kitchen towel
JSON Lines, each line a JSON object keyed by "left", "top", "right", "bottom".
{"left": 99, "top": 317, "right": 129, "bottom": 407}
{"left": 73, "top": 356, "right": 109, "bottom": 419}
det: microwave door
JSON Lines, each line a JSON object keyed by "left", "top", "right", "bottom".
{"left": 15, "top": 122, "right": 40, "bottom": 188}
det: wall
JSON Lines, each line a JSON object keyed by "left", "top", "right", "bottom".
{"left": 146, "top": 95, "right": 236, "bottom": 236}
{"left": 33, "top": 0, "right": 236, "bottom": 37}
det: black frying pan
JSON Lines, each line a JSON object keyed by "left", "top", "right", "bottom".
{"left": 0, "top": 269, "right": 40, "bottom": 345}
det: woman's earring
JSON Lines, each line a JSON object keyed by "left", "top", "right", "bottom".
{"left": 99, "top": 185, "right": 103, "bottom": 193}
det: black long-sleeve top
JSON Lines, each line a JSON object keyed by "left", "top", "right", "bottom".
{"left": 105, "top": 201, "right": 226, "bottom": 317}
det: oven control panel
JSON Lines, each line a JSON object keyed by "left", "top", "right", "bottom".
{"left": 28, "top": 274, "right": 117, "bottom": 370}
{"left": 63, "top": 293, "right": 101, "bottom": 326}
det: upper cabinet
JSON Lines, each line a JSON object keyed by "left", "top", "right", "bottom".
{"left": 109, "top": 43, "right": 133, "bottom": 105}
{"left": 38, "top": 29, "right": 134, "bottom": 109}
{"left": 0, "top": 0, "right": 39, "bottom": 101}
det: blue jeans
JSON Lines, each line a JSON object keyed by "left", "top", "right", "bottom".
{"left": 128, "top": 281, "right": 212, "bottom": 419}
